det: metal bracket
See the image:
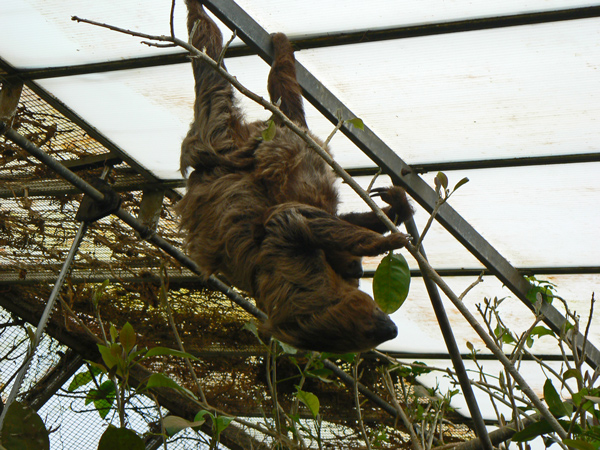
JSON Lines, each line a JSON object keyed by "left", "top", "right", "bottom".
{"left": 75, "top": 177, "right": 122, "bottom": 222}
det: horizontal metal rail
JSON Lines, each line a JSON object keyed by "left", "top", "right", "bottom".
{"left": 2, "top": 5, "right": 600, "bottom": 82}
{"left": 3, "top": 266, "right": 600, "bottom": 287}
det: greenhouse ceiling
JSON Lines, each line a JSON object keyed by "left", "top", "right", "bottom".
{"left": 1, "top": 1, "right": 599, "bottom": 449}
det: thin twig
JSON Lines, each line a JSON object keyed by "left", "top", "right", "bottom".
{"left": 158, "top": 266, "right": 208, "bottom": 405}
{"left": 217, "top": 30, "right": 237, "bottom": 66}
{"left": 458, "top": 273, "right": 485, "bottom": 301}
{"left": 510, "top": 315, "right": 543, "bottom": 364}
{"left": 353, "top": 356, "right": 372, "bottom": 450}
{"left": 151, "top": 393, "right": 169, "bottom": 450}
{"left": 416, "top": 198, "right": 443, "bottom": 249}
{"left": 366, "top": 168, "right": 382, "bottom": 194}
{"left": 324, "top": 117, "right": 344, "bottom": 146}
{"left": 580, "top": 293, "right": 595, "bottom": 375}
{"left": 170, "top": 0, "right": 176, "bottom": 39}
{"left": 381, "top": 368, "right": 424, "bottom": 450}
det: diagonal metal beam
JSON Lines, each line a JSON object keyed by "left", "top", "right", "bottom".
{"left": 24, "top": 351, "right": 85, "bottom": 411}
{"left": 201, "top": 0, "right": 600, "bottom": 371}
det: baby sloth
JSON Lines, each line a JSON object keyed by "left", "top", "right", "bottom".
{"left": 178, "top": 0, "right": 414, "bottom": 353}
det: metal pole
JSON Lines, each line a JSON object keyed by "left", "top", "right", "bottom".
{"left": 0, "top": 222, "right": 88, "bottom": 431}
{"left": 0, "top": 161, "right": 113, "bottom": 432}
{"left": 405, "top": 218, "right": 493, "bottom": 450}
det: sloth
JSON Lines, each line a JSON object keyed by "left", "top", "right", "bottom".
{"left": 177, "top": 0, "right": 414, "bottom": 353}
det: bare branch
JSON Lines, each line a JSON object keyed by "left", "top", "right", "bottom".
{"left": 170, "top": 0, "right": 176, "bottom": 39}
{"left": 458, "top": 272, "right": 485, "bottom": 301}
{"left": 217, "top": 30, "right": 237, "bottom": 66}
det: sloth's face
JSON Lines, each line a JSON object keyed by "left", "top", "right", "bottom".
{"left": 269, "top": 287, "right": 398, "bottom": 354}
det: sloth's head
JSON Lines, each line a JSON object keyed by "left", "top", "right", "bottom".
{"left": 265, "top": 287, "right": 398, "bottom": 354}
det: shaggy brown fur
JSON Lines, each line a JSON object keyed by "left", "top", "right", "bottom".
{"left": 178, "top": 0, "right": 414, "bottom": 353}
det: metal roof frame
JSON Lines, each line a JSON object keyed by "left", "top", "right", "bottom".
{"left": 1, "top": 2, "right": 599, "bottom": 449}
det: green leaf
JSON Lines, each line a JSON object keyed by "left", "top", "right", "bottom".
{"left": 453, "top": 177, "right": 469, "bottom": 191}
{"left": 86, "top": 360, "right": 109, "bottom": 374}
{"left": 68, "top": 366, "right": 103, "bottom": 392}
{"left": 145, "top": 346, "right": 198, "bottom": 360}
{"left": 127, "top": 347, "right": 148, "bottom": 364}
{"left": 262, "top": 120, "right": 276, "bottom": 141}
{"left": 69, "top": 371, "right": 93, "bottom": 392}
{"left": 573, "top": 388, "right": 589, "bottom": 407}
{"left": 162, "top": 415, "right": 206, "bottom": 436}
{"left": 119, "top": 322, "right": 136, "bottom": 354}
{"left": 145, "top": 373, "right": 196, "bottom": 398}
{"left": 434, "top": 172, "right": 448, "bottom": 194}
{"left": 531, "top": 326, "right": 555, "bottom": 339}
{"left": 243, "top": 322, "right": 259, "bottom": 338}
{"left": 93, "top": 280, "right": 110, "bottom": 307}
{"left": 215, "top": 415, "right": 234, "bottom": 434}
{"left": 87, "top": 380, "right": 116, "bottom": 419}
{"left": 494, "top": 324, "right": 515, "bottom": 344}
{"left": 562, "top": 321, "right": 574, "bottom": 334}
{"left": 512, "top": 420, "right": 554, "bottom": 442}
{"left": 563, "top": 439, "right": 599, "bottom": 450}
{"left": 109, "top": 324, "right": 119, "bottom": 343}
{"left": 544, "top": 379, "right": 569, "bottom": 418}
{"left": 345, "top": 117, "right": 364, "bottom": 130}
{"left": 0, "top": 401, "right": 49, "bottom": 450}
{"left": 409, "top": 361, "right": 431, "bottom": 376}
{"left": 97, "top": 344, "right": 118, "bottom": 369}
{"left": 526, "top": 286, "right": 542, "bottom": 304}
{"left": 526, "top": 335, "right": 534, "bottom": 348}
{"left": 275, "top": 339, "right": 298, "bottom": 354}
{"left": 564, "top": 368, "right": 583, "bottom": 382}
{"left": 194, "top": 410, "right": 213, "bottom": 423}
{"left": 295, "top": 389, "right": 320, "bottom": 418}
{"left": 373, "top": 252, "right": 411, "bottom": 314}
{"left": 98, "top": 427, "right": 144, "bottom": 450}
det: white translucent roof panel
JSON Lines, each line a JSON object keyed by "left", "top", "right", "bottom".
{"left": 341, "top": 164, "right": 600, "bottom": 270}
{"left": 297, "top": 17, "right": 600, "bottom": 165}
{"left": 34, "top": 13, "right": 600, "bottom": 179}
{"left": 369, "top": 274, "right": 600, "bottom": 356}
{"left": 0, "top": 0, "right": 192, "bottom": 68}
{"left": 236, "top": 0, "right": 600, "bottom": 38}
{"left": 36, "top": 55, "right": 273, "bottom": 179}
{"left": 3, "top": 1, "right": 598, "bottom": 69}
